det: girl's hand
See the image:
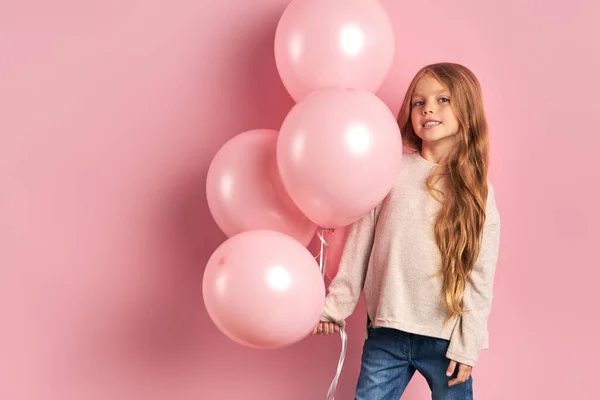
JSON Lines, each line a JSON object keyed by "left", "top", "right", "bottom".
{"left": 446, "top": 360, "right": 472, "bottom": 387}
{"left": 311, "top": 321, "right": 340, "bottom": 335}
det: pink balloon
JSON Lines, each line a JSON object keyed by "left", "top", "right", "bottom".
{"left": 277, "top": 88, "right": 403, "bottom": 228}
{"left": 206, "top": 129, "right": 317, "bottom": 247}
{"left": 274, "top": 0, "right": 395, "bottom": 102}
{"left": 202, "top": 230, "right": 326, "bottom": 349}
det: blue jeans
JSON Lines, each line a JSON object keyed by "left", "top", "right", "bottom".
{"left": 355, "top": 327, "right": 473, "bottom": 400}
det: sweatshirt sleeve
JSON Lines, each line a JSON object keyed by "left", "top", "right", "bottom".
{"left": 320, "top": 206, "right": 379, "bottom": 328}
{"left": 446, "top": 185, "right": 501, "bottom": 367}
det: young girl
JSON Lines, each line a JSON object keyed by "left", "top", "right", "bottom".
{"left": 313, "top": 62, "right": 501, "bottom": 400}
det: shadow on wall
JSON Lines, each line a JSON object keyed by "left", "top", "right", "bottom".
{"left": 94, "top": 6, "right": 342, "bottom": 398}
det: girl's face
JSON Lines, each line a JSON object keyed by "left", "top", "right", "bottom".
{"left": 410, "top": 75, "right": 460, "bottom": 148}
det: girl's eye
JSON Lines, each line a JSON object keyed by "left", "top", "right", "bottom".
{"left": 439, "top": 97, "right": 450, "bottom": 103}
{"left": 413, "top": 100, "right": 424, "bottom": 107}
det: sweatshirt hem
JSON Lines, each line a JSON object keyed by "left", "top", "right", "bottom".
{"left": 371, "top": 318, "right": 454, "bottom": 341}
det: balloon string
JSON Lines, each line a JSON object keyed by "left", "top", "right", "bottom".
{"left": 316, "top": 228, "right": 334, "bottom": 278}
{"left": 326, "top": 328, "right": 347, "bottom": 400}
{"left": 315, "top": 228, "right": 345, "bottom": 400}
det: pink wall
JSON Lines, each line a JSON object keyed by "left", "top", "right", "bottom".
{"left": 1, "top": 1, "right": 598, "bottom": 399}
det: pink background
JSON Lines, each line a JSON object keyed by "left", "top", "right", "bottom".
{"left": 1, "top": 1, "right": 598, "bottom": 399}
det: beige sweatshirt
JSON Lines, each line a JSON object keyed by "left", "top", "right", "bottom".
{"left": 321, "top": 152, "right": 501, "bottom": 367}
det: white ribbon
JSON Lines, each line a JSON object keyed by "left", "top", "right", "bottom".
{"left": 326, "top": 327, "right": 347, "bottom": 400}
{"left": 315, "top": 228, "right": 347, "bottom": 400}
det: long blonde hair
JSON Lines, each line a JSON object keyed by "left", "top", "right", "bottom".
{"left": 397, "top": 63, "right": 489, "bottom": 317}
